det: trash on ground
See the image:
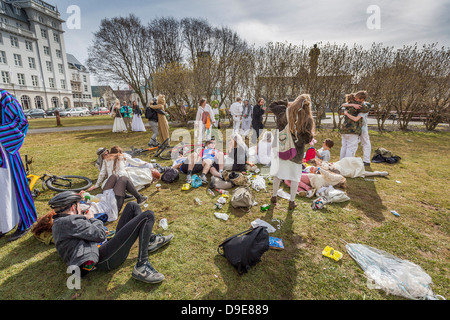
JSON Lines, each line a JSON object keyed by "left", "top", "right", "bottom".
{"left": 322, "top": 246, "right": 343, "bottom": 261}
{"left": 311, "top": 197, "right": 328, "bottom": 210}
{"left": 159, "top": 218, "right": 168, "bottom": 230}
{"left": 181, "top": 183, "right": 191, "bottom": 191}
{"left": 277, "top": 189, "right": 291, "bottom": 200}
{"left": 260, "top": 204, "right": 271, "bottom": 211}
{"left": 269, "top": 237, "right": 285, "bottom": 250}
{"left": 364, "top": 178, "right": 377, "bottom": 182}
{"left": 316, "top": 186, "right": 350, "bottom": 203}
{"left": 391, "top": 210, "right": 400, "bottom": 217}
{"left": 345, "top": 243, "right": 442, "bottom": 300}
{"left": 251, "top": 218, "right": 277, "bottom": 233}
{"left": 396, "top": 180, "right": 401, "bottom": 184}
{"left": 194, "top": 197, "right": 202, "bottom": 205}
{"left": 214, "top": 212, "right": 229, "bottom": 221}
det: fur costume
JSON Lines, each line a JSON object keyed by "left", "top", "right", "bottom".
{"left": 309, "top": 168, "right": 346, "bottom": 191}
{"left": 151, "top": 95, "right": 170, "bottom": 143}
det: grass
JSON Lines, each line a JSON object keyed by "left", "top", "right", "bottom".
{"left": 27, "top": 115, "right": 114, "bottom": 130}
{"left": 0, "top": 122, "right": 449, "bottom": 300}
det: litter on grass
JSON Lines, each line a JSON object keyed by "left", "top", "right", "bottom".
{"left": 214, "top": 212, "right": 229, "bottom": 221}
{"left": 345, "top": 243, "right": 444, "bottom": 300}
{"left": 251, "top": 218, "right": 277, "bottom": 233}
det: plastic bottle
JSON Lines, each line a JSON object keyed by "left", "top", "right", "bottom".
{"left": 194, "top": 198, "right": 202, "bottom": 205}
{"left": 207, "top": 188, "right": 215, "bottom": 196}
{"left": 159, "top": 218, "right": 168, "bottom": 230}
{"left": 84, "top": 192, "right": 91, "bottom": 201}
{"left": 261, "top": 204, "right": 271, "bottom": 211}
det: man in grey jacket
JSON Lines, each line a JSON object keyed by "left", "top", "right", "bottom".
{"left": 50, "top": 191, "right": 173, "bottom": 283}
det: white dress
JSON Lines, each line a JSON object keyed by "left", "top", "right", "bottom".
{"left": 95, "top": 156, "right": 154, "bottom": 190}
{"left": 112, "top": 117, "right": 127, "bottom": 133}
{"left": 0, "top": 144, "right": 19, "bottom": 234}
{"left": 270, "top": 147, "right": 302, "bottom": 182}
{"left": 131, "top": 114, "right": 146, "bottom": 132}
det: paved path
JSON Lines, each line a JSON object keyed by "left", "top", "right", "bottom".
{"left": 27, "top": 116, "right": 446, "bottom": 134}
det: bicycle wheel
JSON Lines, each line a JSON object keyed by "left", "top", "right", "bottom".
{"left": 155, "top": 138, "right": 170, "bottom": 158}
{"left": 46, "top": 175, "right": 93, "bottom": 192}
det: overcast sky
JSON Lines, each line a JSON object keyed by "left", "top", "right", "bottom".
{"left": 55, "top": 0, "right": 450, "bottom": 85}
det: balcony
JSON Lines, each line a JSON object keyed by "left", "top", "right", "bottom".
{"left": 0, "top": 22, "right": 36, "bottom": 39}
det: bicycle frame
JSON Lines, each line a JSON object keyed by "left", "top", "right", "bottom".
{"left": 27, "top": 173, "right": 43, "bottom": 192}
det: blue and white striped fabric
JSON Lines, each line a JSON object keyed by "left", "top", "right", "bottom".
{"left": 0, "top": 89, "right": 37, "bottom": 231}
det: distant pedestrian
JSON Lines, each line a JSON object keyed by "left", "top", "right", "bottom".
{"left": 145, "top": 98, "right": 159, "bottom": 147}
{"left": 121, "top": 101, "right": 132, "bottom": 131}
{"left": 131, "top": 101, "right": 146, "bottom": 132}
{"left": 230, "top": 97, "right": 243, "bottom": 134}
{"left": 112, "top": 99, "right": 127, "bottom": 133}
{"left": 251, "top": 98, "right": 266, "bottom": 146}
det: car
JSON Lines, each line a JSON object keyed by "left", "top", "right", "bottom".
{"left": 60, "top": 107, "right": 90, "bottom": 117}
{"left": 24, "top": 109, "right": 47, "bottom": 119}
{"left": 45, "top": 107, "right": 64, "bottom": 116}
{"left": 91, "top": 107, "right": 110, "bottom": 115}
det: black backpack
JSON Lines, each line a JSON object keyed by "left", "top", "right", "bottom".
{"left": 145, "top": 106, "right": 154, "bottom": 119}
{"left": 218, "top": 227, "right": 269, "bottom": 275}
{"left": 161, "top": 167, "right": 179, "bottom": 183}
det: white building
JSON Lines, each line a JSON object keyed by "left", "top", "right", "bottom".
{"left": 0, "top": 0, "right": 91, "bottom": 110}
{"left": 67, "top": 53, "right": 92, "bottom": 109}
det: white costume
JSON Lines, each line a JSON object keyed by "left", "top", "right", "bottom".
{"left": 229, "top": 101, "right": 243, "bottom": 134}
{"left": 195, "top": 104, "right": 215, "bottom": 145}
{"left": 131, "top": 114, "right": 146, "bottom": 132}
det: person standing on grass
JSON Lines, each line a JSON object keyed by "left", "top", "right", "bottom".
{"left": 341, "top": 91, "right": 372, "bottom": 166}
{"left": 251, "top": 98, "right": 266, "bottom": 148}
{"left": 121, "top": 101, "right": 132, "bottom": 132}
{"left": 49, "top": 191, "right": 173, "bottom": 283}
{"left": 269, "top": 94, "right": 315, "bottom": 210}
{"left": 112, "top": 99, "right": 127, "bottom": 133}
{"left": 131, "top": 101, "right": 146, "bottom": 132}
{"left": 150, "top": 95, "right": 170, "bottom": 144}
{"left": 230, "top": 97, "right": 243, "bottom": 134}
{"left": 145, "top": 98, "right": 159, "bottom": 147}
{"left": 241, "top": 99, "right": 253, "bottom": 137}
{"left": 339, "top": 93, "right": 370, "bottom": 160}
{"left": 0, "top": 89, "right": 37, "bottom": 242}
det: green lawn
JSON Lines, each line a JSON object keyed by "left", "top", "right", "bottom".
{"left": 27, "top": 115, "right": 114, "bottom": 129}
{"left": 0, "top": 125, "right": 448, "bottom": 300}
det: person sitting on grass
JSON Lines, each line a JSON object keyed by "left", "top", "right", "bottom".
{"left": 315, "top": 139, "right": 334, "bottom": 162}
{"left": 223, "top": 133, "right": 256, "bottom": 173}
{"left": 172, "top": 151, "right": 204, "bottom": 184}
{"left": 199, "top": 140, "right": 225, "bottom": 184}
{"left": 49, "top": 191, "right": 173, "bottom": 283}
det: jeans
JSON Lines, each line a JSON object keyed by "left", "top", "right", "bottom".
{"left": 96, "top": 202, "right": 155, "bottom": 271}
{"left": 148, "top": 121, "right": 159, "bottom": 145}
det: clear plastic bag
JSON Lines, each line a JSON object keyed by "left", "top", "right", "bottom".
{"left": 345, "top": 243, "right": 444, "bottom": 300}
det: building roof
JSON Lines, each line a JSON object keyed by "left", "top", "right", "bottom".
{"left": 91, "top": 85, "right": 114, "bottom": 98}
{"left": 67, "top": 53, "right": 87, "bottom": 72}
{"left": 1, "top": 1, "right": 30, "bottom": 24}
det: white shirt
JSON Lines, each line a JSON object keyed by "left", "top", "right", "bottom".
{"left": 230, "top": 102, "right": 243, "bottom": 117}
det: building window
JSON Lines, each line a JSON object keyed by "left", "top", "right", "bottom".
{"left": 38, "top": 16, "right": 45, "bottom": 24}
{"left": 83, "top": 75, "right": 87, "bottom": 82}
{"left": 14, "top": 54, "right": 22, "bottom": 67}
{"left": 84, "top": 85, "right": 88, "bottom": 92}
{"left": 41, "top": 28, "right": 47, "bottom": 38}
{"left": 1, "top": 71, "right": 10, "bottom": 84}
{"left": 21, "top": 95, "right": 31, "bottom": 110}
{"left": 31, "top": 75, "right": 39, "bottom": 86}
{"left": 53, "top": 32, "right": 59, "bottom": 43}
{"left": 46, "top": 61, "right": 52, "bottom": 72}
{"left": 49, "top": 77, "right": 55, "bottom": 88}
{"left": 10, "top": 36, "right": 19, "bottom": 48}
{"left": 61, "top": 79, "right": 66, "bottom": 89}
{"left": 51, "top": 97, "right": 59, "bottom": 108}
{"left": 55, "top": 49, "right": 62, "bottom": 58}
{"left": 43, "top": 46, "right": 50, "bottom": 55}
{"left": 17, "top": 73, "right": 25, "bottom": 85}
{"left": 35, "top": 96, "right": 44, "bottom": 109}
{"left": 25, "top": 40, "right": 33, "bottom": 51}
{"left": 0, "top": 51, "right": 6, "bottom": 64}
{"left": 58, "top": 63, "right": 64, "bottom": 74}
{"left": 0, "top": 33, "right": 3, "bottom": 44}
{"left": 28, "top": 57, "right": 36, "bottom": 69}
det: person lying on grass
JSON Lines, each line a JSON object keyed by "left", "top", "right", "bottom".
{"left": 308, "top": 157, "right": 388, "bottom": 179}
{"left": 48, "top": 191, "right": 173, "bottom": 284}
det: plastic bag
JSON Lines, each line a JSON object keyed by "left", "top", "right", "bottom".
{"left": 251, "top": 175, "right": 267, "bottom": 192}
{"left": 345, "top": 243, "right": 443, "bottom": 300}
{"left": 191, "top": 174, "right": 202, "bottom": 188}
{"left": 251, "top": 218, "right": 277, "bottom": 233}
{"left": 277, "top": 189, "right": 291, "bottom": 200}
{"left": 316, "top": 186, "right": 350, "bottom": 203}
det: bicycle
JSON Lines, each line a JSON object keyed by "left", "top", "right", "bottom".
{"left": 124, "top": 138, "right": 171, "bottom": 158}
{"left": 25, "top": 155, "right": 93, "bottom": 197}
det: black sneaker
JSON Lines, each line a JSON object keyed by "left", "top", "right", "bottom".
{"left": 148, "top": 234, "right": 174, "bottom": 253}
{"left": 132, "top": 261, "right": 165, "bottom": 284}
{"left": 7, "top": 228, "right": 30, "bottom": 242}
{"left": 137, "top": 196, "right": 148, "bottom": 206}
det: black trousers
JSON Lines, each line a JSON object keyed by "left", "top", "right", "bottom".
{"left": 96, "top": 202, "right": 155, "bottom": 271}
{"left": 103, "top": 174, "right": 141, "bottom": 211}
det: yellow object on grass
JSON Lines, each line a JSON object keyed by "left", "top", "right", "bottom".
{"left": 322, "top": 246, "right": 343, "bottom": 261}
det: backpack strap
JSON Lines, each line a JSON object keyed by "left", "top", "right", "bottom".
{"left": 217, "top": 227, "right": 254, "bottom": 256}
